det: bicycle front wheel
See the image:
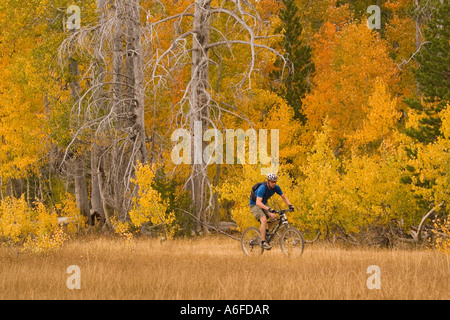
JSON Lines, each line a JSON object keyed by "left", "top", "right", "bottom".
{"left": 241, "top": 227, "right": 263, "bottom": 256}
{"left": 280, "top": 227, "right": 305, "bottom": 258}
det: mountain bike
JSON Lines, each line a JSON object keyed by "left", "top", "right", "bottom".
{"left": 241, "top": 209, "right": 305, "bottom": 257}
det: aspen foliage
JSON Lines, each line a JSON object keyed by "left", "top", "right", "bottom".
{"left": 0, "top": 194, "right": 84, "bottom": 253}
{"left": 348, "top": 78, "right": 402, "bottom": 153}
{"left": 404, "top": 104, "right": 450, "bottom": 206}
{"left": 110, "top": 162, "right": 179, "bottom": 249}
{"left": 55, "top": 193, "right": 87, "bottom": 236}
{"left": 302, "top": 19, "right": 398, "bottom": 153}
{"left": 429, "top": 214, "right": 450, "bottom": 254}
{"left": 298, "top": 120, "right": 418, "bottom": 239}
{"left": 129, "top": 163, "right": 178, "bottom": 239}
{"left": 0, "top": 196, "right": 35, "bottom": 246}
{"left": 413, "top": 105, "right": 450, "bottom": 251}
{"left": 297, "top": 122, "right": 344, "bottom": 235}
{"left": 216, "top": 165, "right": 262, "bottom": 232}
{"left": 110, "top": 217, "right": 136, "bottom": 251}
{"left": 341, "top": 152, "right": 418, "bottom": 233}
{"left": 22, "top": 200, "right": 69, "bottom": 255}
{"left": 216, "top": 164, "right": 299, "bottom": 232}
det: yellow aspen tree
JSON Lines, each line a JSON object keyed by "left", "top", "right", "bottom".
{"left": 302, "top": 20, "right": 399, "bottom": 155}
{"left": 406, "top": 104, "right": 450, "bottom": 250}
{"left": 348, "top": 78, "right": 402, "bottom": 154}
{"left": 412, "top": 104, "right": 450, "bottom": 207}
{"left": 299, "top": 121, "right": 344, "bottom": 236}
{"left": 129, "top": 163, "right": 178, "bottom": 238}
{"left": 342, "top": 151, "right": 419, "bottom": 238}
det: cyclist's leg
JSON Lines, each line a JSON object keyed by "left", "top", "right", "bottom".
{"left": 250, "top": 205, "right": 267, "bottom": 241}
{"left": 259, "top": 215, "right": 268, "bottom": 242}
{"left": 259, "top": 214, "right": 272, "bottom": 250}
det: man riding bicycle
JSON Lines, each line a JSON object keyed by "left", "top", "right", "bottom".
{"left": 249, "top": 173, "right": 294, "bottom": 250}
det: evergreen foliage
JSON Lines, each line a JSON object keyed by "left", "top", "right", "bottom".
{"left": 271, "top": 0, "right": 315, "bottom": 124}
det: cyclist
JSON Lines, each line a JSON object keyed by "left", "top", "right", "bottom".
{"left": 249, "top": 173, "right": 294, "bottom": 250}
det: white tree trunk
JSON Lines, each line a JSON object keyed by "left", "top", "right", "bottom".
{"left": 189, "top": 0, "right": 212, "bottom": 233}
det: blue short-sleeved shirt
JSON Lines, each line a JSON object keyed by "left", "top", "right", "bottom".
{"left": 249, "top": 183, "right": 283, "bottom": 206}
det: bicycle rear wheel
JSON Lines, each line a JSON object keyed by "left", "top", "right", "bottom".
{"left": 241, "top": 227, "right": 263, "bottom": 256}
{"left": 280, "top": 227, "right": 305, "bottom": 258}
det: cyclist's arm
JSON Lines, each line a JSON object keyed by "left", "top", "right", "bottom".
{"left": 255, "top": 197, "right": 271, "bottom": 211}
{"left": 281, "top": 194, "right": 291, "bottom": 206}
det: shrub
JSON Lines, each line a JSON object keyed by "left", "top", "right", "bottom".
{"left": 0, "top": 194, "right": 85, "bottom": 254}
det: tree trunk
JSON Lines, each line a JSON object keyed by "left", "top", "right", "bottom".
{"left": 90, "top": 145, "right": 104, "bottom": 223}
{"left": 86, "top": 0, "right": 108, "bottom": 225}
{"left": 189, "top": 0, "right": 212, "bottom": 233}
{"left": 74, "top": 158, "right": 91, "bottom": 223}
{"left": 212, "top": 164, "right": 221, "bottom": 227}
{"left": 97, "top": 154, "right": 114, "bottom": 227}
{"left": 68, "top": 30, "right": 91, "bottom": 223}
{"left": 124, "top": 0, "right": 147, "bottom": 165}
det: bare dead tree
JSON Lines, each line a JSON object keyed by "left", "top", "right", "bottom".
{"left": 144, "top": 0, "right": 287, "bottom": 233}
{"left": 59, "top": 0, "right": 148, "bottom": 224}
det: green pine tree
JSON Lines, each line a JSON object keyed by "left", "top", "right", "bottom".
{"left": 415, "top": 1, "right": 449, "bottom": 103}
{"left": 404, "top": 1, "right": 449, "bottom": 144}
{"left": 271, "top": 0, "right": 315, "bottom": 124}
{"left": 401, "top": 1, "right": 449, "bottom": 212}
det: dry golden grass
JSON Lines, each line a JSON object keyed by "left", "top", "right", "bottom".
{"left": 0, "top": 235, "right": 448, "bottom": 300}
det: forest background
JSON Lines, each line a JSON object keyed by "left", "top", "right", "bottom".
{"left": 0, "top": 0, "right": 449, "bottom": 254}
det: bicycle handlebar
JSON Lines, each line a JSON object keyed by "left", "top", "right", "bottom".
{"left": 275, "top": 208, "right": 293, "bottom": 214}
{"left": 267, "top": 208, "right": 293, "bottom": 224}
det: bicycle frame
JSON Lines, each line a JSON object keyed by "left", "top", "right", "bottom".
{"left": 265, "top": 209, "right": 290, "bottom": 244}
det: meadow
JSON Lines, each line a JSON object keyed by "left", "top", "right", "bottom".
{"left": 0, "top": 235, "right": 448, "bottom": 300}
